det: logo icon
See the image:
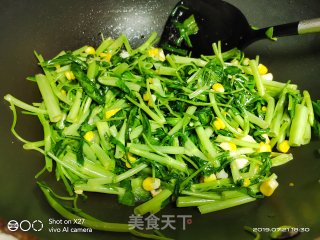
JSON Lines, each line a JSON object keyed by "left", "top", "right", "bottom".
{"left": 7, "top": 220, "right": 19, "bottom": 231}
{"left": 7, "top": 220, "right": 43, "bottom": 232}
{"left": 19, "top": 220, "right": 31, "bottom": 232}
{"left": 32, "top": 220, "right": 44, "bottom": 231}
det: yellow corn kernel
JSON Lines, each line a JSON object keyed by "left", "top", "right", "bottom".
{"left": 126, "top": 152, "right": 137, "bottom": 168}
{"left": 147, "top": 48, "right": 165, "bottom": 61}
{"left": 65, "top": 71, "right": 75, "bottom": 80}
{"left": 105, "top": 108, "right": 121, "bottom": 119}
{"left": 219, "top": 142, "right": 237, "bottom": 151}
{"left": 260, "top": 178, "right": 279, "bottom": 196}
{"left": 99, "top": 52, "right": 107, "bottom": 58}
{"left": 148, "top": 47, "right": 159, "bottom": 57}
{"left": 99, "top": 52, "right": 112, "bottom": 62}
{"left": 203, "top": 173, "right": 217, "bottom": 183}
{"left": 104, "top": 53, "right": 112, "bottom": 62}
{"left": 148, "top": 100, "right": 153, "bottom": 107}
{"left": 143, "top": 92, "right": 151, "bottom": 101}
{"left": 258, "top": 142, "right": 272, "bottom": 152}
{"left": 126, "top": 153, "right": 137, "bottom": 168}
{"left": 85, "top": 46, "right": 96, "bottom": 55}
{"left": 277, "top": 140, "right": 290, "bottom": 153}
{"left": 261, "top": 106, "right": 268, "bottom": 112}
{"left": 213, "top": 118, "right": 225, "bottom": 130}
{"left": 125, "top": 161, "right": 132, "bottom": 168}
{"left": 84, "top": 131, "right": 95, "bottom": 142}
{"left": 142, "top": 177, "right": 161, "bottom": 192}
{"left": 127, "top": 152, "right": 137, "bottom": 162}
{"left": 60, "top": 89, "right": 67, "bottom": 97}
{"left": 258, "top": 63, "right": 268, "bottom": 75}
{"left": 243, "top": 178, "right": 251, "bottom": 187}
{"left": 212, "top": 83, "right": 225, "bottom": 92}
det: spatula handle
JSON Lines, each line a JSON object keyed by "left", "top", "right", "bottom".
{"left": 298, "top": 18, "right": 320, "bottom": 34}
{"left": 271, "top": 18, "right": 320, "bottom": 37}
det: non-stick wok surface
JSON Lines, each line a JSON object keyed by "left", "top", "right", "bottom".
{"left": 0, "top": 0, "right": 319, "bottom": 239}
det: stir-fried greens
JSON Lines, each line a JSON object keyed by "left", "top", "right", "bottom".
{"left": 4, "top": 32, "right": 316, "bottom": 238}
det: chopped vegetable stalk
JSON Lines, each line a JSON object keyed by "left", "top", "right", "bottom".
{"left": 180, "top": 190, "right": 221, "bottom": 200}
{"left": 66, "top": 89, "right": 83, "bottom": 123}
{"left": 271, "top": 153, "right": 293, "bottom": 167}
{"left": 250, "top": 60, "right": 265, "bottom": 96}
{"left": 195, "top": 121, "right": 219, "bottom": 167}
{"left": 303, "top": 90, "right": 314, "bottom": 126}
{"left": 36, "top": 74, "right": 62, "bottom": 122}
{"left": 198, "top": 195, "right": 256, "bottom": 214}
{"left": 289, "top": 104, "right": 309, "bottom": 146}
{"left": 4, "top": 94, "right": 47, "bottom": 115}
{"left": 176, "top": 196, "right": 215, "bottom": 207}
{"left": 114, "top": 163, "right": 148, "bottom": 183}
{"left": 129, "top": 147, "right": 187, "bottom": 172}
{"left": 134, "top": 189, "right": 172, "bottom": 215}
{"left": 74, "top": 183, "right": 125, "bottom": 195}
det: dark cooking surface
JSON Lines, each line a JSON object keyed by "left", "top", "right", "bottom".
{"left": 0, "top": 0, "right": 319, "bottom": 239}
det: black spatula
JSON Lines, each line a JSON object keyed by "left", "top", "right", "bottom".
{"left": 160, "top": 0, "right": 320, "bottom": 56}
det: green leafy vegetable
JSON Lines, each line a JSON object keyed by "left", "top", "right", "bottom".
{"left": 174, "top": 14, "right": 199, "bottom": 47}
{"left": 71, "top": 63, "right": 105, "bottom": 104}
{"left": 4, "top": 32, "right": 316, "bottom": 239}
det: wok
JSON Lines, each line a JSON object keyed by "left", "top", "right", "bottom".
{"left": 0, "top": 0, "right": 319, "bottom": 239}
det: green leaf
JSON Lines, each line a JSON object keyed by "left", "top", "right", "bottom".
{"left": 265, "top": 27, "right": 278, "bottom": 41}
{"left": 258, "top": 152, "right": 272, "bottom": 176}
{"left": 225, "top": 66, "right": 242, "bottom": 75}
{"left": 131, "top": 177, "right": 151, "bottom": 202}
{"left": 175, "top": 14, "right": 199, "bottom": 47}
{"left": 76, "top": 139, "right": 85, "bottom": 166}
{"left": 118, "top": 179, "right": 135, "bottom": 206}
{"left": 71, "top": 63, "right": 105, "bottom": 104}
{"left": 140, "top": 111, "right": 152, "bottom": 140}
{"left": 42, "top": 52, "right": 87, "bottom": 69}
{"left": 197, "top": 107, "right": 213, "bottom": 125}
{"left": 115, "top": 79, "right": 131, "bottom": 94}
